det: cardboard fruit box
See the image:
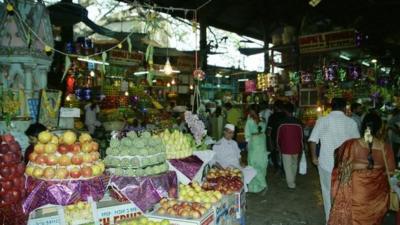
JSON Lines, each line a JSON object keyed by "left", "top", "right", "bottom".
{"left": 146, "top": 203, "right": 215, "bottom": 225}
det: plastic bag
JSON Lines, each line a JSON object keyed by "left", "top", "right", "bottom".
{"left": 299, "top": 151, "right": 307, "bottom": 175}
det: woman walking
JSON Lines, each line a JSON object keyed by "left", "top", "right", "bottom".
{"left": 245, "top": 105, "right": 269, "bottom": 193}
{"left": 328, "top": 113, "right": 396, "bottom": 225}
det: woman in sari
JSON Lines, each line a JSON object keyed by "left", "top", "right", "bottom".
{"left": 245, "top": 105, "right": 269, "bottom": 193}
{"left": 328, "top": 113, "right": 395, "bottom": 225}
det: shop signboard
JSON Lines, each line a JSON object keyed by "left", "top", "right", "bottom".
{"left": 146, "top": 208, "right": 214, "bottom": 225}
{"left": 176, "top": 56, "right": 195, "bottom": 72}
{"left": 299, "top": 29, "right": 357, "bottom": 54}
{"left": 244, "top": 80, "right": 256, "bottom": 93}
{"left": 109, "top": 50, "right": 144, "bottom": 65}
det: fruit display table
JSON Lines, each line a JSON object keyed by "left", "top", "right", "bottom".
{"left": 23, "top": 175, "right": 110, "bottom": 214}
{"left": 168, "top": 150, "right": 216, "bottom": 185}
{"left": 109, "top": 171, "right": 178, "bottom": 212}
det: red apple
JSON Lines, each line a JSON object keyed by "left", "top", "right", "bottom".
{"left": 12, "top": 176, "right": 25, "bottom": 188}
{"left": 3, "top": 152, "right": 15, "bottom": 163}
{"left": 2, "top": 134, "right": 15, "bottom": 144}
{"left": 69, "top": 167, "right": 81, "bottom": 179}
{"left": 35, "top": 155, "right": 48, "bottom": 165}
{"left": 57, "top": 144, "right": 69, "bottom": 154}
{"left": 11, "top": 189, "right": 21, "bottom": 202}
{"left": 71, "top": 143, "right": 81, "bottom": 154}
{"left": 0, "top": 144, "right": 9, "bottom": 154}
{"left": 58, "top": 155, "right": 71, "bottom": 166}
{"left": 71, "top": 154, "right": 83, "bottom": 165}
{"left": 8, "top": 142, "right": 20, "bottom": 153}
{"left": 55, "top": 168, "right": 69, "bottom": 179}
{"left": 43, "top": 167, "right": 55, "bottom": 179}
{"left": 0, "top": 166, "right": 11, "bottom": 178}
{"left": 46, "top": 154, "right": 59, "bottom": 166}
{"left": 80, "top": 166, "right": 93, "bottom": 178}
{"left": 1, "top": 180, "right": 13, "bottom": 190}
{"left": 16, "top": 163, "right": 25, "bottom": 175}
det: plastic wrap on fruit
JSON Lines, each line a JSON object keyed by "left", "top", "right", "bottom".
{"left": 109, "top": 171, "right": 177, "bottom": 212}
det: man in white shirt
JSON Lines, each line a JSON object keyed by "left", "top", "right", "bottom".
{"left": 308, "top": 98, "right": 360, "bottom": 223}
{"left": 213, "top": 124, "right": 257, "bottom": 192}
{"left": 212, "top": 124, "right": 241, "bottom": 168}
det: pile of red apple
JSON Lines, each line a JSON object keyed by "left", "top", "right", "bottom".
{"left": 0, "top": 134, "right": 26, "bottom": 206}
{"left": 156, "top": 198, "right": 209, "bottom": 219}
{"left": 202, "top": 168, "right": 243, "bottom": 195}
{"left": 25, "top": 130, "right": 105, "bottom": 180}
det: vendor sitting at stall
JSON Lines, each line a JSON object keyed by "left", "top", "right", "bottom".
{"left": 212, "top": 124, "right": 257, "bottom": 191}
{"left": 212, "top": 124, "right": 242, "bottom": 168}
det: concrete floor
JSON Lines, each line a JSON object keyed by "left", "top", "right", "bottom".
{"left": 245, "top": 165, "right": 397, "bottom": 225}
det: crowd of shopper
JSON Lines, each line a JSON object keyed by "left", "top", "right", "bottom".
{"left": 205, "top": 97, "right": 399, "bottom": 224}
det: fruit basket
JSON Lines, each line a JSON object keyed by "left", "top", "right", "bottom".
{"left": 202, "top": 168, "right": 244, "bottom": 195}
{"left": 25, "top": 131, "right": 105, "bottom": 180}
{"left": 154, "top": 198, "right": 211, "bottom": 220}
{"left": 23, "top": 131, "right": 109, "bottom": 214}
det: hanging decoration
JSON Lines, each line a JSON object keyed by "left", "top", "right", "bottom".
{"left": 0, "top": 90, "right": 20, "bottom": 126}
{"left": 41, "top": 90, "right": 62, "bottom": 118}
{"left": 300, "top": 71, "right": 312, "bottom": 84}
{"left": 324, "top": 63, "right": 338, "bottom": 82}
{"left": 289, "top": 72, "right": 300, "bottom": 87}
{"left": 127, "top": 35, "right": 132, "bottom": 53}
{"left": 61, "top": 55, "right": 71, "bottom": 82}
{"left": 314, "top": 69, "right": 324, "bottom": 84}
{"left": 338, "top": 67, "right": 346, "bottom": 82}
{"left": 193, "top": 69, "right": 205, "bottom": 81}
{"left": 347, "top": 64, "right": 362, "bottom": 81}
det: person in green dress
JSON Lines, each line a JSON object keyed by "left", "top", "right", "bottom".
{"left": 245, "top": 105, "right": 269, "bottom": 193}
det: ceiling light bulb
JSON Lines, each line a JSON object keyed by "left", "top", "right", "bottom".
{"left": 171, "top": 78, "right": 176, "bottom": 85}
{"left": 164, "top": 58, "right": 173, "bottom": 75}
{"left": 371, "top": 59, "right": 377, "bottom": 63}
{"left": 66, "top": 95, "right": 71, "bottom": 101}
{"left": 124, "top": 91, "right": 129, "bottom": 96}
{"left": 189, "top": 84, "right": 194, "bottom": 90}
{"left": 167, "top": 82, "right": 171, "bottom": 87}
{"left": 90, "top": 71, "right": 95, "bottom": 77}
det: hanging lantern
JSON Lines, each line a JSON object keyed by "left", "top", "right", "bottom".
{"left": 163, "top": 58, "right": 173, "bottom": 75}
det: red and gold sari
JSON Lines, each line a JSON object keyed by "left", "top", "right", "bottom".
{"left": 328, "top": 139, "right": 395, "bottom": 225}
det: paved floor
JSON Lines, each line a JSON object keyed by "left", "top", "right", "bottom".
{"left": 245, "top": 165, "right": 397, "bottom": 225}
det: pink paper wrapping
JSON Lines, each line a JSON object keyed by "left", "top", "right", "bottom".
{"left": 109, "top": 171, "right": 177, "bottom": 212}
{"left": 23, "top": 175, "right": 109, "bottom": 214}
{"left": 169, "top": 155, "right": 203, "bottom": 180}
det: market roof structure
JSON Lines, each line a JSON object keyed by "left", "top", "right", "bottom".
{"left": 125, "top": 0, "right": 400, "bottom": 60}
